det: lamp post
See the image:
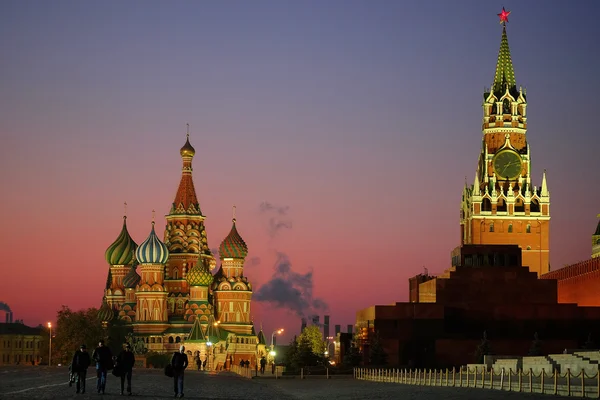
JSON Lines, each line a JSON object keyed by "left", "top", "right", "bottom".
{"left": 47, "top": 322, "right": 52, "bottom": 367}
{"left": 270, "top": 328, "right": 284, "bottom": 352}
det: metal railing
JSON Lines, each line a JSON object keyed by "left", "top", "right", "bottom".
{"left": 354, "top": 367, "right": 600, "bottom": 397}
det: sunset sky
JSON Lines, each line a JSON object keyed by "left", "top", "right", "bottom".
{"left": 1, "top": 1, "right": 599, "bottom": 342}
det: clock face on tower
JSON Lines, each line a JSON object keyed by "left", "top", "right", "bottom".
{"left": 493, "top": 150, "right": 522, "bottom": 180}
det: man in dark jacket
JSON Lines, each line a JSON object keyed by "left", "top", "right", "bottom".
{"left": 71, "top": 344, "right": 91, "bottom": 394}
{"left": 171, "top": 345, "right": 188, "bottom": 398}
{"left": 92, "top": 339, "right": 113, "bottom": 394}
{"left": 117, "top": 343, "right": 135, "bottom": 396}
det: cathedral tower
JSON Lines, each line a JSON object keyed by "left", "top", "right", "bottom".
{"left": 163, "top": 128, "right": 216, "bottom": 318}
{"left": 460, "top": 9, "right": 550, "bottom": 276}
{"left": 134, "top": 218, "right": 170, "bottom": 333}
{"left": 212, "top": 210, "right": 253, "bottom": 335}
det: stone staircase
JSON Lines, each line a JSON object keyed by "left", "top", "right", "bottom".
{"left": 574, "top": 351, "right": 600, "bottom": 365}
{"left": 547, "top": 353, "right": 598, "bottom": 375}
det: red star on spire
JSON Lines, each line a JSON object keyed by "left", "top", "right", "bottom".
{"left": 498, "top": 7, "right": 511, "bottom": 24}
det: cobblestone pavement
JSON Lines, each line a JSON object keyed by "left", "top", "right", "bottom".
{"left": 0, "top": 366, "right": 571, "bottom": 399}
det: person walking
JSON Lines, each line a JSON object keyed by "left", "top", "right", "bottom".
{"left": 117, "top": 343, "right": 135, "bottom": 396}
{"left": 92, "top": 339, "right": 113, "bottom": 394}
{"left": 170, "top": 345, "right": 188, "bottom": 398}
{"left": 260, "top": 356, "right": 266, "bottom": 374}
{"left": 71, "top": 344, "right": 91, "bottom": 394}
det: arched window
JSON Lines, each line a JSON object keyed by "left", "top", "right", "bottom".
{"left": 169, "top": 337, "right": 174, "bottom": 344}
{"left": 176, "top": 336, "right": 181, "bottom": 343}
{"left": 515, "top": 198, "right": 525, "bottom": 213}
{"left": 503, "top": 98, "right": 511, "bottom": 114}
{"left": 530, "top": 199, "right": 540, "bottom": 213}
{"left": 173, "top": 268, "right": 179, "bottom": 279}
{"left": 526, "top": 224, "right": 531, "bottom": 233}
{"left": 508, "top": 224, "right": 513, "bottom": 233}
{"left": 482, "top": 198, "right": 492, "bottom": 212}
{"left": 497, "top": 198, "right": 507, "bottom": 212}
{"left": 489, "top": 223, "right": 494, "bottom": 232}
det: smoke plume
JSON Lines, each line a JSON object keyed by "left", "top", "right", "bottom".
{"left": 254, "top": 252, "right": 328, "bottom": 319}
{"left": 259, "top": 201, "right": 292, "bottom": 238}
{"left": 0, "top": 302, "right": 11, "bottom": 312}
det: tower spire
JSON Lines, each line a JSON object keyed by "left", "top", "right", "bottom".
{"left": 493, "top": 8, "right": 516, "bottom": 94}
{"left": 186, "top": 123, "right": 190, "bottom": 139}
{"left": 473, "top": 170, "right": 480, "bottom": 195}
{"left": 124, "top": 201, "right": 127, "bottom": 218}
{"left": 232, "top": 205, "right": 236, "bottom": 223}
{"left": 541, "top": 170, "right": 549, "bottom": 197}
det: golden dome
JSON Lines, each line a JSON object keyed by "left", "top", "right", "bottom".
{"left": 180, "top": 136, "right": 196, "bottom": 157}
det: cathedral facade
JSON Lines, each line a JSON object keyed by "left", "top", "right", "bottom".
{"left": 99, "top": 135, "right": 267, "bottom": 368}
{"left": 459, "top": 20, "right": 550, "bottom": 277}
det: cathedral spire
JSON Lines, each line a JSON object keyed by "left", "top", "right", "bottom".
{"left": 492, "top": 10, "right": 517, "bottom": 94}
{"left": 473, "top": 170, "right": 480, "bottom": 195}
{"left": 172, "top": 126, "right": 201, "bottom": 215}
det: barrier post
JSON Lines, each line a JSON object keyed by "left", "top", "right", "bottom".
{"left": 460, "top": 368, "right": 463, "bottom": 387}
{"left": 481, "top": 368, "right": 485, "bottom": 389}
{"left": 567, "top": 368, "right": 571, "bottom": 397}
{"left": 508, "top": 368, "right": 512, "bottom": 391}
{"left": 301, "top": 368, "right": 304, "bottom": 380}
{"left": 518, "top": 369, "right": 522, "bottom": 392}
{"left": 553, "top": 369, "right": 558, "bottom": 395}
{"left": 445, "top": 368, "right": 449, "bottom": 386}
{"left": 490, "top": 368, "right": 494, "bottom": 390}
{"left": 529, "top": 368, "right": 532, "bottom": 393}
{"left": 541, "top": 368, "right": 545, "bottom": 394}
{"left": 581, "top": 369, "right": 585, "bottom": 397}
{"left": 452, "top": 368, "right": 456, "bottom": 387}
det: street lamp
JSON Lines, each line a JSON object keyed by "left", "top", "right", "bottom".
{"left": 47, "top": 322, "right": 52, "bottom": 367}
{"left": 270, "top": 328, "right": 284, "bottom": 351}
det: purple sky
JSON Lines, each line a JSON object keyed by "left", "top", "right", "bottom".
{"left": 1, "top": 1, "right": 599, "bottom": 341}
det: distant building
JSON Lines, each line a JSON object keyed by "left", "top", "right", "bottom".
{"left": 0, "top": 322, "right": 44, "bottom": 366}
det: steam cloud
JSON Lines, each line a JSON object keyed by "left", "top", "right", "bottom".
{"left": 0, "top": 302, "right": 11, "bottom": 312}
{"left": 259, "top": 201, "right": 292, "bottom": 238}
{"left": 255, "top": 252, "right": 328, "bottom": 319}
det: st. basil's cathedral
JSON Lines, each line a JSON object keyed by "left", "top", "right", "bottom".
{"left": 97, "top": 134, "right": 267, "bottom": 367}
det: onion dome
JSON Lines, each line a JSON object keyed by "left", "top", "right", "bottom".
{"left": 136, "top": 222, "right": 169, "bottom": 264}
{"left": 219, "top": 218, "right": 248, "bottom": 259}
{"left": 186, "top": 259, "right": 214, "bottom": 287}
{"left": 105, "top": 216, "right": 138, "bottom": 265}
{"left": 123, "top": 265, "right": 141, "bottom": 288}
{"left": 180, "top": 135, "right": 196, "bottom": 157}
{"left": 98, "top": 298, "right": 115, "bottom": 323}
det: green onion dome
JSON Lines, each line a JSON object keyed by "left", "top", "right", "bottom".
{"left": 98, "top": 298, "right": 115, "bottom": 323}
{"left": 186, "top": 259, "right": 214, "bottom": 287}
{"left": 123, "top": 264, "right": 141, "bottom": 288}
{"left": 105, "top": 216, "right": 138, "bottom": 265}
{"left": 136, "top": 222, "right": 169, "bottom": 264}
{"left": 218, "top": 219, "right": 248, "bottom": 259}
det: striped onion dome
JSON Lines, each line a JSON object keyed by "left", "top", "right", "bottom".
{"left": 186, "top": 259, "right": 214, "bottom": 287}
{"left": 123, "top": 264, "right": 141, "bottom": 288}
{"left": 136, "top": 222, "right": 169, "bottom": 264}
{"left": 98, "top": 298, "right": 114, "bottom": 323}
{"left": 105, "top": 216, "right": 138, "bottom": 265}
{"left": 218, "top": 219, "right": 248, "bottom": 259}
